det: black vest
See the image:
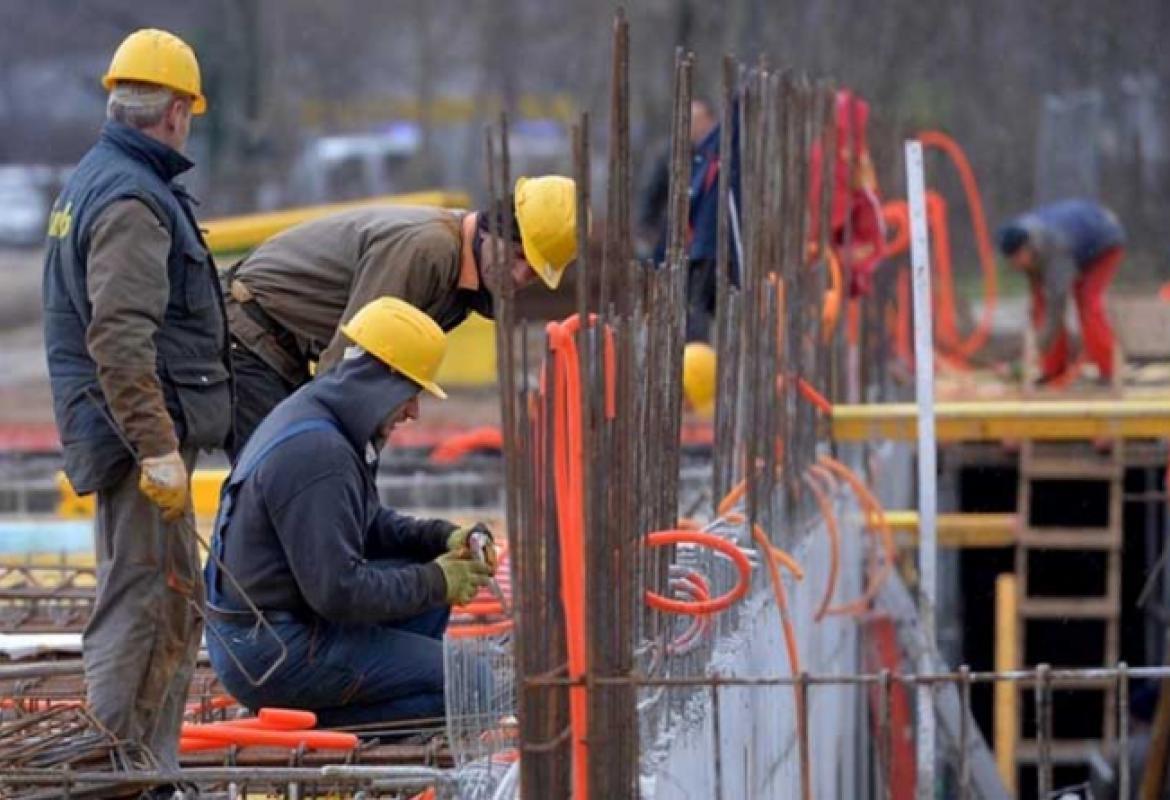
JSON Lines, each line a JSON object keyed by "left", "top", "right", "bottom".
{"left": 43, "top": 122, "right": 231, "bottom": 493}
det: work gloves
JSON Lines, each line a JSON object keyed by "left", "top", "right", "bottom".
{"left": 435, "top": 553, "right": 494, "bottom": 606}
{"left": 447, "top": 523, "right": 498, "bottom": 571}
{"left": 138, "top": 450, "right": 189, "bottom": 521}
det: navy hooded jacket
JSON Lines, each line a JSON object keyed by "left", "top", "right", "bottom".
{"left": 209, "top": 351, "right": 455, "bottom": 624}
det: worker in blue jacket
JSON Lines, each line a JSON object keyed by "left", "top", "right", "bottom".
{"left": 998, "top": 199, "right": 1125, "bottom": 384}
{"left": 204, "top": 297, "right": 495, "bottom": 726}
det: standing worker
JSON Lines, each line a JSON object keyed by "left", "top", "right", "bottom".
{"left": 998, "top": 199, "right": 1125, "bottom": 384}
{"left": 42, "top": 28, "right": 228, "bottom": 787}
{"left": 638, "top": 99, "right": 734, "bottom": 343}
{"left": 205, "top": 298, "right": 495, "bottom": 725}
{"left": 224, "top": 176, "right": 578, "bottom": 458}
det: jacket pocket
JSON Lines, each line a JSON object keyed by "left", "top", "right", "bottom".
{"left": 183, "top": 243, "right": 217, "bottom": 313}
{"left": 166, "top": 359, "right": 231, "bottom": 450}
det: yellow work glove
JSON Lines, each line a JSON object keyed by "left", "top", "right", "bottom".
{"left": 434, "top": 553, "right": 493, "bottom": 606}
{"left": 447, "top": 523, "right": 498, "bottom": 572}
{"left": 138, "top": 451, "right": 189, "bottom": 521}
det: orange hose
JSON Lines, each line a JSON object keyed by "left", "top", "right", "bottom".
{"left": 917, "top": 130, "right": 998, "bottom": 360}
{"left": 447, "top": 619, "right": 514, "bottom": 639}
{"left": 179, "top": 724, "right": 357, "bottom": 751}
{"left": 821, "top": 249, "right": 843, "bottom": 343}
{"left": 805, "top": 467, "right": 840, "bottom": 622}
{"left": 643, "top": 530, "right": 753, "bottom": 616}
{"left": 717, "top": 479, "right": 747, "bottom": 517}
{"left": 750, "top": 525, "right": 810, "bottom": 800}
{"left": 428, "top": 426, "right": 504, "bottom": 464}
{"left": 545, "top": 318, "right": 590, "bottom": 800}
{"left": 882, "top": 132, "right": 998, "bottom": 367}
{"left": 818, "top": 455, "right": 895, "bottom": 615}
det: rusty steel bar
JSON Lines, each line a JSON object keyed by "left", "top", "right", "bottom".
{"left": 1120, "top": 661, "right": 1131, "bottom": 799}
{"left": 958, "top": 664, "right": 971, "bottom": 800}
{"left": 1035, "top": 663, "right": 1052, "bottom": 798}
{"left": 880, "top": 668, "right": 893, "bottom": 800}
{"left": 522, "top": 663, "right": 1170, "bottom": 688}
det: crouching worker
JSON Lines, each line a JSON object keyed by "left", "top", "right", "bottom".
{"left": 204, "top": 297, "right": 497, "bottom": 726}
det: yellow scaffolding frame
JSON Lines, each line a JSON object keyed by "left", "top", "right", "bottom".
{"left": 202, "top": 189, "right": 471, "bottom": 254}
{"left": 832, "top": 398, "right": 1170, "bottom": 442}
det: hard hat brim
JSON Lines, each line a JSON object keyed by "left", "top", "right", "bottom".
{"left": 518, "top": 231, "right": 565, "bottom": 290}
{"left": 102, "top": 74, "right": 207, "bottom": 115}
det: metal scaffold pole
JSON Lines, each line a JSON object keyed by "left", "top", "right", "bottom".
{"left": 905, "top": 138, "right": 938, "bottom": 799}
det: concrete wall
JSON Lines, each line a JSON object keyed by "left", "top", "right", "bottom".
{"left": 643, "top": 487, "right": 865, "bottom": 799}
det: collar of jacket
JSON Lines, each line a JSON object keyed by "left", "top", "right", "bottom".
{"left": 101, "top": 121, "right": 194, "bottom": 183}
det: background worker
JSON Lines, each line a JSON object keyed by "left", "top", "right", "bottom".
{"left": 998, "top": 199, "right": 1126, "bottom": 384}
{"left": 638, "top": 99, "right": 736, "bottom": 343}
{"left": 205, "top": 298, "right": 496, "bottom": 726}
{"left": 808, "top": 88, "right": 886, "bottom": 299}
{"left": 41, "top": 29, "right": 228, "bottom": 780}
{"left": 224, "top": 175, "right": 578, "bottom": 458}
{"left": 682, "top": 341, "right": 716, "bottom": 417}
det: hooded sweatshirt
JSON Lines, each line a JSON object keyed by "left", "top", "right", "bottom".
{"left": 214, "top": 350, "right": 455, "bottom": 624}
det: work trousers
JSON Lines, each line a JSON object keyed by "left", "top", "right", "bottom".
{"left": 1031, "top": 247, "right": 1123, "bottom": 382}
{"left": 83, "top": 447, "right": 203, "bottom": 771}
{"left": 207, "top": 601, "right": 452, "bottom": 728}
{"left": 686, "top": 259, "right": 717, "bottom": 343}
{"left": 228, "top": 339, "right": 306, "bottom": 462}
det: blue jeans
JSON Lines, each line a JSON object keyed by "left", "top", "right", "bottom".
{"left": 207, "top": 604, "right": 451, "bottom": 727}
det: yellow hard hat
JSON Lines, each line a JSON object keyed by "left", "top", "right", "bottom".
{"left": 683, "top": 343, "right": 717, "bottom": 417}
{"left": 102, "top": 29, "right": 207, "bottom": 115}
{"left": 339, "top": 298, "right": 448, "bottom": 399}
{"left": 515, "top": 175, "right": 577, "bottom": 290}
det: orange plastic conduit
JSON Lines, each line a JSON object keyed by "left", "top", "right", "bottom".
{"left": 750, "top": 525, "right": 811, "bottom": 800}
{"left": 805, "top": 466, "right": 841, "bottom": 622}
{"left": 179, "top": 725, "right": 358, "bottom": 752}
{"left": 818, "top": 455, "right": 896, "bottom": 616}
{"left": 428, "top": 426, "right": 504, "bottom": 464}
{"left": 917, "top": 130, "right": 998, "bottom": 361}
{"left": 644, "top": 530, "right": 753, "bottom": 615}
{"left": 546, "top": 318, "right": 590, "bottom": 800}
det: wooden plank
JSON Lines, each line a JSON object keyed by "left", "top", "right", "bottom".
{"left": 1018, "top": 597, "right": 1118, "bottom": 619}
{"left": 1018, "top": 528, "right": 1120, "bottom": 550}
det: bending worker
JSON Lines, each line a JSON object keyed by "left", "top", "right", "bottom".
{"left": 225, "top": 176, "right": 578, "bottom": 458}
{"left": 998, "top": 199, "right": 1125, "bottom": 384}
{"left": 43, "top": 30, "right": 227, "bottom": 780}
{"left": 205, "top": 298, "right": 496, "bottom": 726}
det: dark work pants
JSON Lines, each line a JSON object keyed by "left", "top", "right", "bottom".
{"left": 686, "top": 259, "right": 717, "bottom": 343}
{"left": 228, "top": 340, "right": 305, "bottom": 462}
{"left": 207, "top": 601, "right": 452, "bottom": 727}
{"left": 83, "top": 447, "right": 202, "bottom": 771}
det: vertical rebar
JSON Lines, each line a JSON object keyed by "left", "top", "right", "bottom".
{"left": 958, "top": 664, "right": 971, "bottom": 800}
{"left": 880, "top": 667, "right": 893, "bottom": 800}
{"left": 1119, "top": 661, "right": 1130, "bottom": 799}
{"left": 712, "top": 680, "right": 725, "bottom": 800}
{"left": 1035, "top": 663, "right": 1052, "bottom": 798}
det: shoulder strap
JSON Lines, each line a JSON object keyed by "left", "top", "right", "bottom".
{"left": 207, "top": 417, "right": 340, "bottom": 603}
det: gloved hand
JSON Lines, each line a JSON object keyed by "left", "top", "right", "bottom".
{"left": 435, "top": 553, "right": 493, "bottom": 605}
{"left": 138, "top": 450, "right": 189, "bottom": 521}
{"left": 447, "top": 523, "right": 498, "bottom": 571}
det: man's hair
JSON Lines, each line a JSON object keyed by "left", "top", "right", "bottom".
{"left": 106, "top": 81, "right": 179, "bottom": 129}
{"left": 476, "top": 194, "right": 524, "bottom": 244}
{"left": 997, "top": 223, "right": 1029, "bottom": 257}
